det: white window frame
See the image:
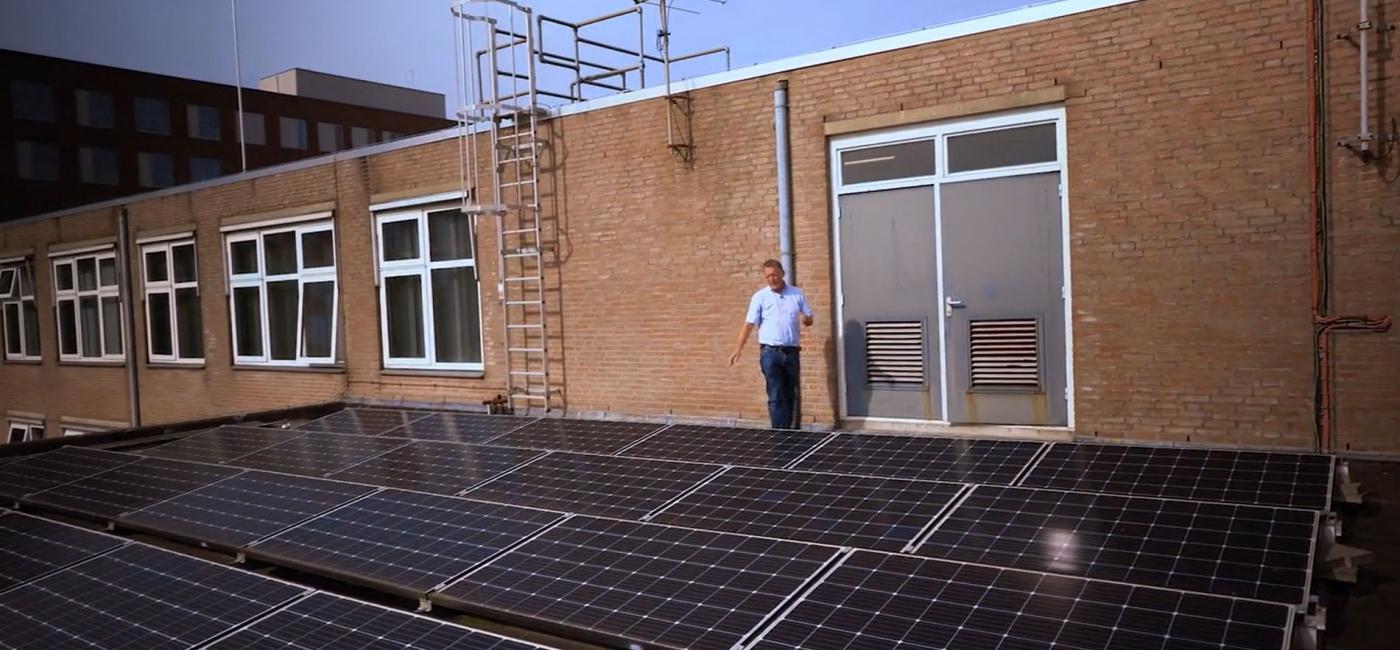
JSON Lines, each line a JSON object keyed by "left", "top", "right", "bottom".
{"left": 225, "top": 220, "right": 338, "bottom": 367}
{"left": 375, "top": 203, "right": 484, "bottom": 372}
{"left": 141, "top": 237, "right": 203, "bottom": 364}
{"left": 1, "top": 259, "right": 40, "bottom": 361}
{"left": 6, "top": 418, "right": 44, "bottom": 444}
{"left": 62, "top": 427, "right": 101, "bottom": 437}
{"left": 52, "top": 248, "right": 124, "bottom": 362}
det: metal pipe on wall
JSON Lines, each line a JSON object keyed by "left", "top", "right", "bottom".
{"left": 116, "top": 207, "right": 141, "bottom": 428}
{"left": 774, "top": 79, "right": 794, "bottom": 284}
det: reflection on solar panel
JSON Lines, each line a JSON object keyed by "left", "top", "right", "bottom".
{"left": 0, "top": 446, "right": 140, "bottom": 501}
{"left": 297, "top": 408, "right": 432, "bottom": 435}
{"left": 462, "top": 452, "right": 722, "bottom": 519}
{"left": 117, "top": 471, "right": 377, "bottom": 552}
{"left": 0, "top": 511, "right": 127, "bottom": 591}
{"left": 792, "top": 434, "right": 1043, "bottom": 484}
{"left": 379, "top": 412, "right": 536, "bottom": 444}
{"left": 137, "top": 425, "right": 305, "bottom": 464}
{"left": 434, "top": 516, "right": 842, "bottom": 650}
{"left": 619, "top": 424, "right": 831, "bottom": 468}
{"left": 0, "top": 543, "right": 307, "bottom": 650}
{"left": 208, "top": 592, "right": 549, "bottom": 650}
{"left": 651, "top": 466, "right": 966, "bottom": 551}
{"left": 1020, "top": 443, "right": 1335, "bottom": 510}
{"left": 226, "top": 433, "right": 410, "bottom": 477}
{"left": 22, "top": 457, "right": 242, "bottom": 521}
{"left": 917, "top": 485, "right": 1318, "bottom": 606}
{"left": 245, "top": 489, "right": 562, "bottom": 598}
{"left": 748, "top": 551, "right": 1294, "bottom": 650}
{"left": 486, "top": 418, "right": 664, "bottom": 454}
{"left": 327, "top": 441, "right": 544, "bottom": 495}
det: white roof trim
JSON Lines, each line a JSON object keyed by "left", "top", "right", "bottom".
{"left": 369, "top": 190, "right": 464, "bottom": 212}
{"left": 219, "top": 210, "right": 334, "bottom": 233}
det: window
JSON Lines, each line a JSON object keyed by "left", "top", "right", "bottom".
{"left": 382, "top": 130, "right": 402, "bottom": 142}
{"left": 946, "top": 123, "right": 1058, "bottom": 173}
{"left": 138, "top": 152, "right": 175, "bottom": 188}
{"left": 350, "top": 126, "right": 373, "bottom": 148}
{"left": 1, "top": 260, "right": 41, "bottom": 361}
{"left": 317, "top": 122, "right": 344, "bottom": 152}
{"left": 840, "top": 140, "right": 936, "bottom": 185}
{"left": 75, "top": 89, "right": 115, "bottom": 128}
{"left": 15, "top": 141, "right": 60, "bottom": 181}
{"left": 187, "top": 104, "right": 221, "bottom": 140}
{"left": 226, "top": 220, "right": 338, "bottom": 366}
{"left": 79, "top": 147, "right": 119, "bottom": 185}
{"left": 241, "top": 112, "right": 266, "bottom": 146}
{"left": 377, "top": 205, "right": 483, "bottom": 370}
{"left": 135, "top": 97, "right": 171, "bottom": 134}
{"left": 142, "top": 238, "right": 203, "bottom": 363}
{"left": 53, "top": 249, "right": 124, "bottom": 361}
{"left": 190, "top": 156, "right": 223, "bottom": 182}
{"left": 10, "top": 80, "right": 55, "bottom": 122}
{"left": 279, "top": 117, "right": 308, "bottom": 150}
{"left": 6, "top": 419, "right": 44, "bottom": 444}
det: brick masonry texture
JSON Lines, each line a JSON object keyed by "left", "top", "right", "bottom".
{"left": 1, "top": 0, "right": 1396, "bottom": 452}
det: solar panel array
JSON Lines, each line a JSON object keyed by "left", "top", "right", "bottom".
{"left": 296, "top": 407, "right": 433, "bottom": 435}
{"left": 380, "top": 412, "right": 536, "bottom": 444}
{"left": 225, "top": 432, "right": 410, "bottom": 477}
{"left": 328, "top": 441, "right": 544, "bottom": 495}
{"left": 486, "top": 417, "right": 664, "bottom": 454}
{"left": 137, "top": 425, "right": 305, "bottom": 464}
{"left": 0, "top": 446, "right": 140, "bottom": 501}
{"left": 791, "top": 433, "right": 1045, "bottom": 484}
{"left": 619, "top": 424, "right": 832, "bottom": 468}
{"left": 0, "top": 511, "right": 127, "bottom": 591}
{"left": 462, "top": 452, "right": 723, "bottom": 519}
{"left": 21, "top": 457, "right": 242, "bottom": 521}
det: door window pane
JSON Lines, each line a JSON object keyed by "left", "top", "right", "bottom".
{"left": 428, "top": 209, "right": 472, "bottom": 261}
{"left": 79, "top": 296, "right": 101, "bottom": 357}
{"left": 58, "top": 299, "right": 77, "bottom": 355}
{"left": 172, "top": 244, "right": 197, "bottom": 282}
{"left": 381, "top": 220, "right": 419, "bottom": 261}
{"left": 431, "top": 266, "right": 481, "bottom": 364}
{"left": 4, "top": 303, "right": 19, "bottom": 354}
{"left": 233, "top": 286, "right": 263, "bottom": 356}
{"left": 15, "top": 141, "right": 60, "bottom": 181}
{"left": 175, "top": 287, "right": 203, "bottom": 358}
{"left": 102, "top": 296, "right": 122, "bottom": 354}
{"left": 76, "top": 89, "right": 115, "bottom": 128}
{"left": 98, "top": 257, "right": 117, "bottom": 287}
{"left": 138, "top": 152, "right": 175, "bottom": 188}
{"left": 301, "top": 231, "right": 334, "bottom": 269}
{"left": 145, "top": 250, "right": 169, "bottom": 282}
{"left": 148, "top": 292, "right": 173, "bottom": 356}
{"left": 135, "top": 97, "right": 171, "bottom": 134}
{"left": 266, "top": 280, "right": 298, "bottom": 360}
{"left": 230, "top": 240, "right": 259, "bottom": 275}
{"left": 840, "top": 140, "right": 936, "bottom": 185}
{"left": 22, "top": 301, "right": 39, "bottom": 357}
{"left": 263, "top": 232, "right": 297, "bottom": 275}
{"left": 77, "top": 258, "right": 97, "bottom": 291}
{"left": 187, "top": 105, "right": 221, "bottom": 140}
{"left": 55, "top": 263, "right": 74, "bottom": 291}
{"left": 946, "top": 123, "right": 1058, "bottom": 173}
{"left": 301, "top": 281, "right": 334, "bottom": 359}
{"left": 385, "top": 275, "right": 424, "bottom": 358}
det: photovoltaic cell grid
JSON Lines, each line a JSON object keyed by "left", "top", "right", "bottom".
{"left": 917, "top": 485, "right": 1318, "bottom": 606}
{"left": 749, "top": 551, "right": 1294, "bottom": 650}
{"left": 0, "top": 446, "right": 140, "bottom": 501}
{"left": 245, "top": 489, "right": 563, "bottom": 598}
{"left": 462, "top": 452, "right": 722, "bottom": 520}
{"left": 328, "top": 441, "right": 545, "bottom": 495}
{"left": 485, "top": 418, "right": 665, "bottom": 454}
{"left": 380, "top": 412, "right": 537, "bottom": 444}
{"left": 117, "top": 471, "right": 377, "bottom": 552}
{"left": 0, "top": 511, "right": 127, "bottom": 592}
{"left": 137, "top": 425, "right": 306, "bottom": 464}
{"left": 792, "top": 433, "right": 1044, "bottom": 484}
{"left": 619, "top": 424, "right": 831, "bottom": 468}
{"left": 208, "top": 592, "right": 550, "bottom": 650}
{"left": 296, "top": 407, "right": 433, "bottom": 435}
{"left": 434, "top": 516, "right": 843, "bottom": 650}
{"left": 21, "top": 457, "right": 242, "bottom": 521}
{"left": 651, "top": 466, "right": 966, "bottom": 552}
{"left": 0, "top": 543, "right": 307, "bottom": 650}
{"left": 1020, "top": 443, "right": 1335, "bottom": 510}
{"left": 225, "top": 432, "right": 410, "bottom": 477}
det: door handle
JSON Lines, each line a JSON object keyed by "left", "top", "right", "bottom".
{"left": 944, "top": 296, "right": 966, "bottom": 317}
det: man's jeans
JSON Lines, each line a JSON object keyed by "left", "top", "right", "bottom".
{"left": 760, "top": 345, "right": 800, "bottom": 429}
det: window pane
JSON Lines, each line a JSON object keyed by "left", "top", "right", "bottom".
{"left": 22, "top": 301, "right": 39, "bottom": 356}
{"left": 301, "top": 230, "right": 334, "bottom": 269}
{"left": 301, "top": 281, "right": 334, "bottom": 359}
{"left": 230, "top": 240, "right": 259, "bottom": 275}
{"left": 138, "top": 152, "right": 175, "bottom": 188}
{"left": 102, "top": 296, "right": 122, "bottom": 355}
{"left": 263, "top": 232, "right": 297, "bottom": 275}
{"left": 79, "top": 147, "right": 119, "bottom": 185}
{"left": 172, "top": 244, "right": 197, "bottom": 283}
{"left": 144, "top": 250, "right": 168, "bottom": 283}
{"left": 946, "top": 123, "right": 1058, "bottom": 173}
{"left": 32, "top": 426, "right": 44, "bottom": 439}
{"left": 431, "top": 266, "right": 481, "bottom": 364}
{"left": 428, "top": 209, "right": 473, "bottom": 261}
{"left": 840, "top": 140, "right": 936, "bottom": 185}
{"left": 15, "top": 140, "right": 60, "bottom": 181}
{"left": 58, "top": 299, "right": 77, "bottom": 355}
{"left": 79, "top": 296, "right": 101, "bottom": 357}
{"left": 187, "top": 105, "right": 221, "bottom": 140}
{"left": 350, "top": 126, "right": 371, "bottom": 148}
{"left": 148, "top": 292, "right": 173, "bottom": 356}
{"left": 18, "top": 266, "right": 33, "bottom": 297}
{"left": 190, "top": 157, "right": 222, "bottom": 182}
{"left": 385, "top": 275, "right": 424, "bottom": 359}
{"left": 0, "top": 269, "right": 13, "bottom": 297}
{"left": 233, "top": 286, "right": 263, "bottom": 357}
{"left": 55, "top": 263, "right": 74, "bottom": 291}
{"left": 11, "top": 80, "right": 55, "bottom": 122}
{"left": 135, "top": 97, "right": 171, "bottom": 134}
{"left": 76, "top": 89, "right": 115, "bottom": 128}
{"left": 98, "top": 257, "right": 117, "bottom": 287}
{"left": 266, "top": 280, "right": 298, "bottom": 360}
{"left": 280, "top": 117, "right": 308, "bottom": 150}
{"left": 381, "top": 220, "right": 419, "bottom": 261}
{"left": 317, "top": 122, "right": 343, "bottom": 152}
{"left": 175, "top": 287, "right": 203, "bottom": 359}
{"left": 77, "top": 258, "right": 97, "bottom": 291}
{"left": 242, "top": 112, "right": 266, "bottom": 146}
{"left": 8, "top": 427, "right": 23, "bottom": 444}
{"left": 4, "top": 303, "right": 19, "bottom": 354}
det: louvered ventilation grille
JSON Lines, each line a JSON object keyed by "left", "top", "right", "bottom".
{"left": 865, "top": 321, "right": 924, "bottom": 385}
{"left": 969, "top": 319, "right": 1040, "bottom": 390}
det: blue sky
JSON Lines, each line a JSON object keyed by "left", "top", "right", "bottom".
{"left": 2, "top": 0, "right": 1036, "bottom": 116}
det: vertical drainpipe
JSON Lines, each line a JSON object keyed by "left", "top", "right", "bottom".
{"left": 117, "top": 207, "right": 141, "bottom": 428}
{"left": 774, "top": 80, "right": 795, "bottom": 284}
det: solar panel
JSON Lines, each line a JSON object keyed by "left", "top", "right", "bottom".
{"left": 296, "top": 407, "right": 432, "bottom": 435}
{"left": 21, "top": 457, "right": 242, "bottom": 521}
{"left": 0, "top": 511, "right": 127, "bottom": 592}
{"left": 244, "top": 489, "right": 563, "bottom": 598}
{"left": 0, "top": 446, "right": 140, "bottom": 501}
{"left": 137, "top": 425, "right": 306, "bottom": 464}
{"left": 650, "top": 466, "right": 967, "bottom": 551}
{"left": 207, "top": 592, "right": 550, "bottom": 650}
{"left": 327, "top": 441, "right": 544, "bottom": 495}
{"left": 225, "top": 433, "right": 410, "bottom": 477}
{"left": 433, "top": 516, "right": 843, "bottom": 650}
{"left": 461, "top": 452, "right": 723, "bottom": 519}
{"left": 747, "top": 550, "right": 1294, "bottom": 650}
{"left": 117, "top": 471, "right": 377, "bottom": 552}
{"left": 619, "top": 424, "right": 831, "bottom": 468}
{"left": 0, "top": 543, "right": 307, "bottom": 649}
{"left": 1020, "top": 443, "right": 1335, "bottom": 510}
{"left": 791, "top": 433, "right": 1044, "bottom": 484}
{"left": 486, "top": 418, "right": 665, "bottom": 454}
{"left": 379, "top": 412, "right": 536, "bottom": 444}
{"left": 916, "top": 484, "right": 1318, "bottom": 606}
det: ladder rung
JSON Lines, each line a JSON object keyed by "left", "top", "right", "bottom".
{"left": 504, "top": 250, "right": 540, "bottom": 258}
{"left": 510, "top": 393, "right": 549, "bottom": 401}
{"left": 507, "top": 324, "right": 544, "bottom": 329}
{"left": 509, "top": 347, "right": 545, "bottom": 353}
{"left": 505, "top": 300, "right": 543, "bottom": 305}
{"left": 510, "top": 371, "right": 546, "bottom": 376}
{"left": 501, "top": 180, "right": 537, "bottom": 187}
{"left": 504, "top": 276, "right": 542, "bottom": 282}
{"left": 499, "top": 157, "right": 536, "bottom": 165}
{"left": 503, "top": 228, "right": 539, "bottom": 235}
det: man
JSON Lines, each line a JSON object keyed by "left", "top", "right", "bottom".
{"left": 729, "top": 259, "right": 814, "bottom": 429}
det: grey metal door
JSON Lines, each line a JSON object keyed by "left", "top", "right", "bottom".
{"left": 839, "top": 187, "right": 940, "bottom": 420}
{"left": 941, "top": 172, "right": 1066, "bottom": 425}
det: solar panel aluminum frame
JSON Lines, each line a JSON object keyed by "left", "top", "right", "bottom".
{"left": 739, "top": 547, "right": 858, "bottom": 650}
{"left": 607, "top": 422, "right": 672, "bottom": 455}
{"left": 780, "top": 432, "right": 838, "bottom": 469}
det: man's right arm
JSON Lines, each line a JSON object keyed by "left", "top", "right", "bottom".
{"left": 730, "top": 294, "right": 760, "bottom": 366}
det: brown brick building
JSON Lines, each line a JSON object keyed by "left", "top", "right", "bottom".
{"left": 1, "top": 0, "right": 1396, "bottom": 453}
